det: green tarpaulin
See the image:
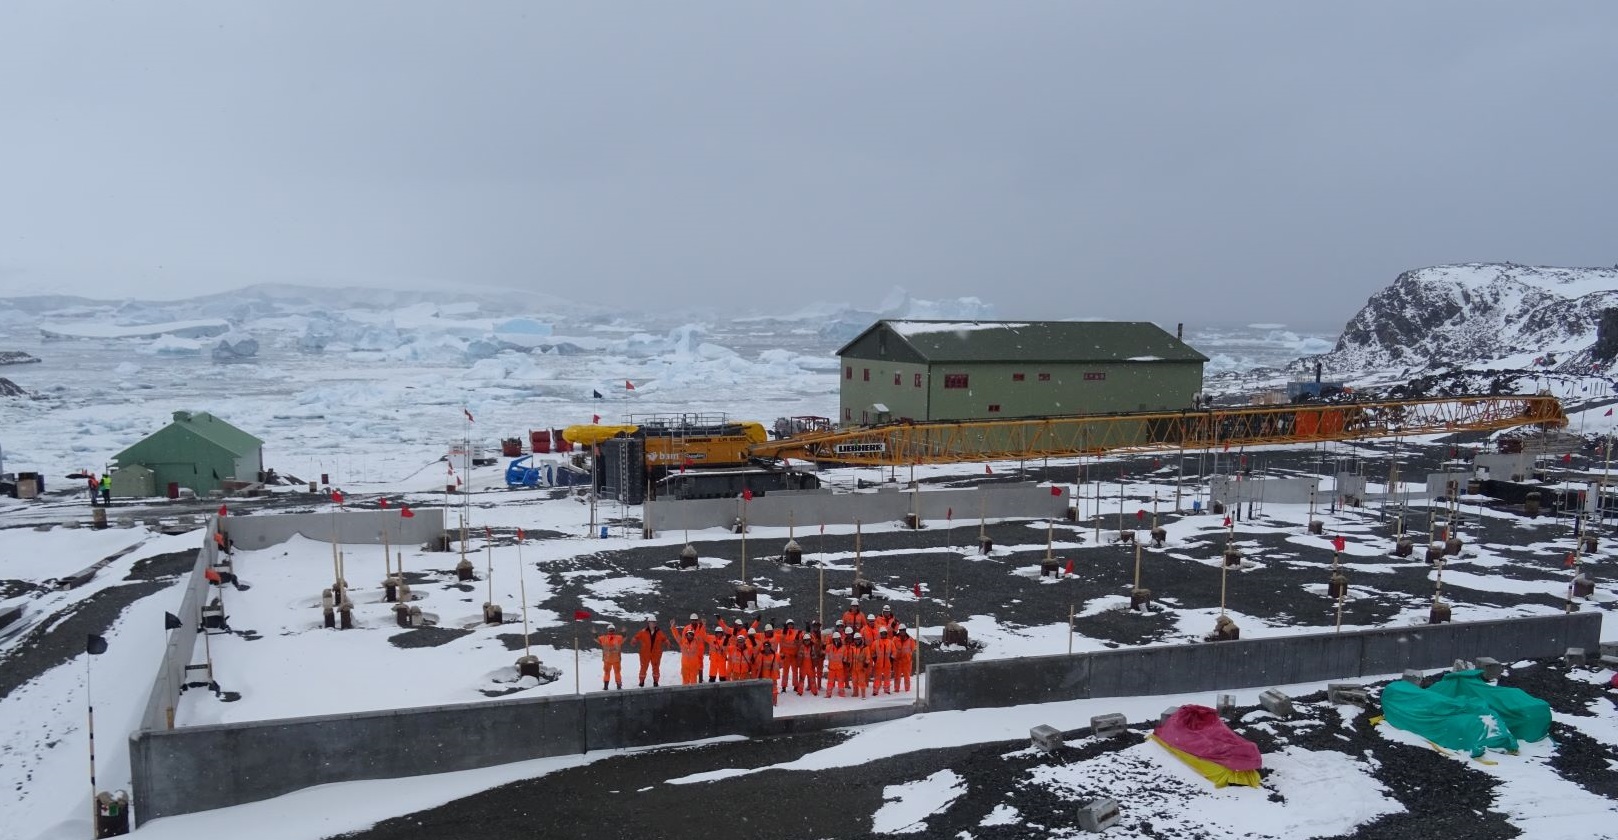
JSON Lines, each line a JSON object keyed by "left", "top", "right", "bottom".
{"left": 1381, "top": 669, "right": 1552, "bottom": 757}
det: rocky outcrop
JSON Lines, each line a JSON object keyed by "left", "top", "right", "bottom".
{"left": 1305, "top": 263, "right": 1618, "bottom": 377}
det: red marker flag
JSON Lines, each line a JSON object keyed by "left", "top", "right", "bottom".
{"left": 1136, "top": 509, "right": 1146, "bottom": 522}
{"left": 1565, "top": 552, "right": 1576, "bottom": 568}
{"left": 1223, "top": 515, "right": 1232, "bottom": 528}
{"left": 1064, "top": 558, "right": 1074, "bottom": 575}
{"left": 1222, "top": 441, "right": 1231, "bottom": 452}
{"left": 1607, "top": 408, "right": 1614, "bottom": 417}
{"left": 331, "top": 489, "right": 345, "bottom": 506}
{"left": 204, "top": 567, "right": 222, "bottom": 584}
{"left": 217, "top": 503, "right": 227, "bottom": 517}
{"left": 592, "top": 414, "right": 601, "bottom": 424}
{"left": 400, "top": 505, "right": 415, "bottom": 518}
{"left": 625, "top": 380, "right": 636, "bottom": 391}
{"left": 984, "top": 464, "right": 993, "bottom": 475}
{"left": 742, "top": 488, "right": 753, "bottom": 501}
{"left": 1050, "top": 485, "right": 1062, "bottom": 497}
{"left": 464, "top": 408, "right": 475, "bottom": 423}
{"left": 819, "top": 522, "right": 825, "bottom": 534}
{"left": 946, "top": 507, "right": 953, "bottom": 521}
{"left": 1332, "top": 535, "right": 1347, "bottom": 552}
{"left": 912, "top": 581, "right": 922, "bottom": 598}
{"left": 484, "top": 526, "right": 493, "bottom": 540}
{"left": 517, "top": 527, "right": 525, "bottom": 541}
{"left": 574, "top": 609, "right": 592, "bottom": 621}
{"left": 1563, "top": 452, "right": 1573, "bottom": 465}
{"left": 379, "top": 498, "right": 389, "bottom": 509}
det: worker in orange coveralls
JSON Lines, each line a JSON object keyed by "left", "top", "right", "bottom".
{"left": 727, "top": 631, "right": 753, "bottom": 682}
{"left": 847, "top": 634, "right": 872, "bottom": 698}
{"left": 871, "top": 626, "right": 896, "bottom": 694}
{"left": 877, "top": 604, "right": 896, "bottom": 632}
{"left": 678, "top": 613, "right": 707, "bottom": 677}
{"left": 597, "top": 625, "right": 625, "bottom": 691}
{"left": 777, "top": 619, "right": 802, "bottom": 693}
{"left": 860, "top": 614, "right": 879, "bottom": 646}
{"left": 841, "top": 600, "right": 862, "bottom": 628}
{"left": 675, "top": 627, "right": 705, "bottom": 685}
{"left": 824, "top": 632, "right": 849, "bottom": 698}
{"left": 803, "top": 619, "right": 826, "bottom": 695}
{"left": 757, "top": 640, "right": 781, "bottom": 704}
{"left": 707, "top": 625, "right": 729, "bottom": 682}
{"left": 629, "top": 616, "right": 670, "bottom": 687}
{"left": 892, "top": 624, "right": 916, "bottom": 692}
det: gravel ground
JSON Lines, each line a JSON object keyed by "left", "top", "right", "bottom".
{"left": 0, "top": 548, "right": 194, "bottom": 702}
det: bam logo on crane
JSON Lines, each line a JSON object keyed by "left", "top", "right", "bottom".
{"left": 833, "top": 442, "right": 887, "bottom": 455}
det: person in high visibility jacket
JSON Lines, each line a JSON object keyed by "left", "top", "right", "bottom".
{"left": 597, "top": 625, "right": 625, "bottom": 690}
{"left": 871, "top": 627, "right": 895, "bottom": 694}
{"left": 804, "top": 620, "right": 826, "bottom": 695}
{"left": 707, "top": 625, "right": 728, "bottom": 682}
{"left": 675, "top": 627, "right": 705, "bottom": 685}
{"left": 757, "top": 641, "right": 781, "bottom": 704}
{"left": 824, "top": 633, "right": 849, "bottom": 698}
{"left": 860, "top": 614, "right": 879, "bottom": 650}
{"left": 892, "top": 624, "right": 916, "bottom": 692}
{"left": 847, "top": 635, "right": 872, "bottom": 698}
{"left": 679, "top": 613, "right": 707, "bottom": 678}
{"left": 749, "top": 628, "right": 769, "bottom": 679}
{"left": 629, "top": 617, "right": 670, "bottom": 687}
{"left": 877, "top": 604, "right": 896, "bottom": 632}
{"left": 841, "top": 600, "right": 862, "bottom": 628}
{"left": 777, "top": 619, "right": 802, "bottom": 693}
{"left": 726, "top": 633, "right": 753, "bottom": 682}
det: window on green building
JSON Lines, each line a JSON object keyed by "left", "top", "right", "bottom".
{"left": 943, "top": 374, "right": 968, "bottom": 389}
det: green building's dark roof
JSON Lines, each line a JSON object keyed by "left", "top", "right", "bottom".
{"left": 839, "top": 320, "right": 1209, "bottom": 364}
{"left": 114, "top": 411, "right": 263, "bottom": 464}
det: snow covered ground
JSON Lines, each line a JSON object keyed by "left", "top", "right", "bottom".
{"left": 6, "top": 287, "right": 1618, "bottom": 839}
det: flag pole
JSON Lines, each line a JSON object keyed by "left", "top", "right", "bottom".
{"left": 573, "top": 621, "right": 580, "bottom": 695}
{"left": 87, "top": 652, "right": 98, "bottom": 835}
{"left": 517, "top": 535, "right": 531, "bottom": 659}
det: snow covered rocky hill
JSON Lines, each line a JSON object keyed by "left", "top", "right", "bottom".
{"left": 1304, "top": 263, "right": 1618, "bottom": 380}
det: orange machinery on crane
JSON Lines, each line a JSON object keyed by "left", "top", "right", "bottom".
{"left": 746, "top": 394, "right": 1568, "bottom": 467}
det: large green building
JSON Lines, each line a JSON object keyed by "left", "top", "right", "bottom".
{"left": 110, "top": 411, "right": 264, "bottom": 498}
{"left": 836, "top": 320, "right": 1208, "bottom": 425}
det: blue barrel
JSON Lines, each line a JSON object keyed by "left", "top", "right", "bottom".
{"left": 1192, "top": 500, "right": 1203, "bottom": 513}
{"left": 599, "top": 526, "right": 609, "bottom": 538}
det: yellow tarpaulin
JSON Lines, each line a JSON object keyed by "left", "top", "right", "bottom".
{"left": 1149, "top": 735, "right": 1262, "bottom": 789}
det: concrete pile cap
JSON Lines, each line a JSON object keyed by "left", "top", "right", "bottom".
{"left": 1258, "top": 689, "right": 1294, "bottom": 718}
{"left": 680, "top": 544, "right": 698, "bottom": 558}
{"left": 1076, "top": 797, "right": 1121, "bottom": 833}
{"left": 1029, "top": 724, "right": 1064, "bottom": 753}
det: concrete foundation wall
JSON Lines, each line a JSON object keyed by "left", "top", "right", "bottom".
{"left": 224, "top": 508, "right": 447, "bottom": 551}
{"left": 1209, "top": 476, "right": 1320, "bottom": 505}
{"left": 645, "top": 482, "right": 1067, "bottom": 532}
{"left": 137, "top": 524, "right": 219, "bottom": 733}
{"left": 924, "top": 612, "right": 1602, "bottom": 711}
{"left": 130, "top": 681, "right": 772, "bottom": 825}
{"left": 1474, "top": 452, "right": 1533, "bottom": 481}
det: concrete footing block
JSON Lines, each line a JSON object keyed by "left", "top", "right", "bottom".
{"left": 1401, "top": 669, "right": 1423, "bottom": 685}
{"left": 1451, "top": 658, "right": 1474, "bottom": 672}
{"left": 1475, "top": 656, "right": 1503, "bottom": 681}
{"left": 1600, "top": 641, "right": 1618, "bottom": 660}
{"left": 1258, "top": 689, "right": 1294, "bottom": 719}
{"left": 1076, "top": 798, "right": 1121, "bottom": 833}
{"left": 1216, "top": 694, "right": 1236, "bottom": 718}
{"left": 1327, "top": 683, "right": 1369, "bottom": 706}
{"left": 1598, "top": 655, "right": 1618, "bottom": 670}
{"left": 1029, "top": 724, "right": 1064, "bottom": 754}
{"left": 1565, "top": 647, "right": 1587, "bottom": 667}
{"left": 1159, "top": 705, "right": 1180, "bottom": 724}
{"left": 1090, "top": 713, "right": 1127, "bottom": 738}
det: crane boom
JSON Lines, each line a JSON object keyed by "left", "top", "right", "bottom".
{"left": 748, "top": 395, "right": 1567, "bottom": 467}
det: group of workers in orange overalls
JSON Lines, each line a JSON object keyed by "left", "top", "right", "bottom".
{"left": 594, "top": 600, "right": 918, "bottom": 704}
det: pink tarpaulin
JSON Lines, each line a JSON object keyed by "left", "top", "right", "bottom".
{"left": 1153, "top": 705, "right": 1262, "bottom": 771}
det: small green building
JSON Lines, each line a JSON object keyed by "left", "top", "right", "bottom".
{"left": 110, "top": 411, "right": 264, "bottom": 498}
{"left": 836, "top": 320, "right": 1208, "bottom": 425}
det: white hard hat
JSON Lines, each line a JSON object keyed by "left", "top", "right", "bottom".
{"left": 879, "top": 627, "right": 889, "bottom": 635}
{"left": 866, "top": 613, "right": 875, "bottom": 620}
{"left": 897, "top": 623, "right": 907, "bottom": 631}
{"left": 645, "top": 616, "right": 655, "bottom": 623}
{"left": 690, "top": 613, "right": 699, "bottom": 620}
{"left": 764, "top": 623, "right": 773, "bottom": 632}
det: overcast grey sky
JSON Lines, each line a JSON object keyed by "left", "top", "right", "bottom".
{"left": 2, "top": 2, "right": 1615, "bottom": 324}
